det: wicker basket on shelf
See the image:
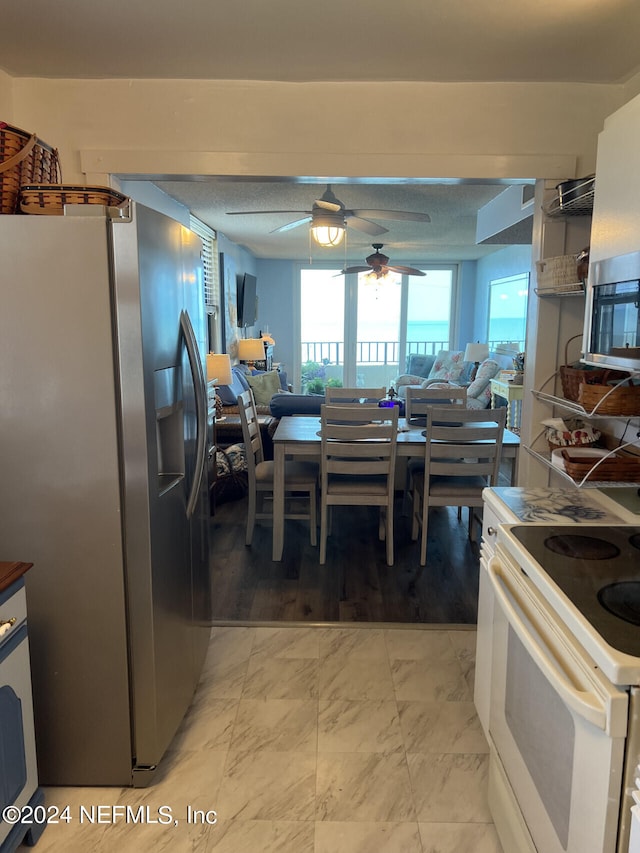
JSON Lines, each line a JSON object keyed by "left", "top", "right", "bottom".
{"left": 578, "top": 381, "right": 640, "bottom": 416}
{"left": 559, "top": 334, "right": 626, "bottom": 402}
{"left": 560, "top": 449, "right": 640, "bottom": 482}
{"left": 19, "top": 184, "right": 129, "bottom": 215}
{"left": 0, "top": 122, "right": 60, "bottom": 214}
{"left": 535, "top": 255, "right": 581, "bottom": 290}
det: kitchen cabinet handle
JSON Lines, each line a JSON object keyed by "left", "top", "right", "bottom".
{"left": 488, "top": 556, "right": 608, "bottom": 731}
{"left": 0, "top": 617, "right": 17, "bottom": 638}
{"left": 487, "top": 526, "right": 497, "bottom": 536}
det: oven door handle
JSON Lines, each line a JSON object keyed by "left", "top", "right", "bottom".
{"left": 488, "top": 557, "right": 608, "bottom": 731}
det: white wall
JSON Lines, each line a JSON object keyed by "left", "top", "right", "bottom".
{"left": 0, "top": 70, "right": 13, "bottom": 117}
{"left": 5, "top": 78, "right": 627, "bottom": 187}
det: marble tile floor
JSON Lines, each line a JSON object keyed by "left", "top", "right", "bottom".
{"left": 28, "top": 625, "right": 503, "bottom": 853}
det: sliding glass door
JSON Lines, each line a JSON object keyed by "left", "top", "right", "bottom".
{"left": 300, "top": 268, "right": 345, "bottom": 392}
{"left": 356, "top": 271, "right": 402, "bottom": 389}
{"left": 300, "top": 265, "right": 457, "bottom": 392}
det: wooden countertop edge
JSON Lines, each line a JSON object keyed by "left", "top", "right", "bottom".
{"left": 0, "top": 561, "right": 33, "bottom": 593}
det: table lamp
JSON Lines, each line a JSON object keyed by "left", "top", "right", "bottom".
{"left": 237, "top": 338, "right": 266, "bottom": 369}
{"left": 464, "top": 342, "right": 489, "bottom": 382}
{"left": 206, "top": 353, "right": 232, "bottom": 421}
{"left": 206, "top": 353, "right": 232, "bottom": 387}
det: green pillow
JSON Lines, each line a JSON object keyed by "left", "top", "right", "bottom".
{"left": 246, "top": 371, "right": 281, "bottom": 406}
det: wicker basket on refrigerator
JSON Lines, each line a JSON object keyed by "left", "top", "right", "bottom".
{"left": 19, "top": 184, "right": 129, "bottom": 215}
{"left": 0, "top": 122, "right": 60, "bottom": 214}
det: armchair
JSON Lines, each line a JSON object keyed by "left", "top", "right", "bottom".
{"left": 394, "top": 350, "right": 500, "bottom": 410}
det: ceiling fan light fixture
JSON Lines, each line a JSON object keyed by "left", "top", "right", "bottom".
{"left": 310, "top": 210, "right": 346, "bottom": 247}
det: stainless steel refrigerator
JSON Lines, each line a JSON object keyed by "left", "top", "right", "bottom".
{"left": 0, "top": 202, "right": 213, "bottom": 786}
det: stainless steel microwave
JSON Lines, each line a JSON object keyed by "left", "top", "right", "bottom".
{"left": 582, "top": 249, "right": 640, "bottom": 373}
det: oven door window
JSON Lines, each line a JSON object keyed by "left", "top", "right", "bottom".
{"left": 489, "top": 557, "right": 628, "bottom": 853}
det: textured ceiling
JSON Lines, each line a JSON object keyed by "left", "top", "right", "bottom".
{"left": 152, "top": 178, "right": 530, "bottom": 262}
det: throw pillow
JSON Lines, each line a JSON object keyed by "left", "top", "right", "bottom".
{"left": 427, "top": 350, "right": 465, "bottom": 383}
{"left": 406, "top": 353, "right": 437, "bottom": 378}
{"left": 217, "top": 365, "right": 251, "bottom": 406}
{"left": 246, "top": 370, "right": 281, "bottom": 406}
{"left": 466, "top": 358, "right": 500, "bottom": 399}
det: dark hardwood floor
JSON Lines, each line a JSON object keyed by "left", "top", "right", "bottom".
{"left": 209, "top": 495, "right": 483, "bottom": 626}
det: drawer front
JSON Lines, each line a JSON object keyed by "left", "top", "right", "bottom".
{"left": 481, "top": 505, "right": 501, "bottom": 561}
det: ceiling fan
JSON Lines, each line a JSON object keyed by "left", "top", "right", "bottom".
{"left": 226, "top": 184, "right": 431, "bottom": 239}
{"left": 340, "top": 244, "right": 426, "bottom": 278}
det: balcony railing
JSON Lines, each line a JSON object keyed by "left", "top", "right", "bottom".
{"left": 302, "top": 339, "right": 520, "bottom": 367}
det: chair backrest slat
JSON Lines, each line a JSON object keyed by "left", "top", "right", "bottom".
{"left": 320, "top": 404, "right": 399, "bottom": 484}
{"left": 405, "top": 385, "right": 467, "bottom": 422}
{"left": 237, "top": 390, "right": 265, "bottom": 480}
{"left": 424, "top": 406, "right": 506, "bottom": 485}
{"left": 325, "top": 386, "right": 386, "bottom": 405}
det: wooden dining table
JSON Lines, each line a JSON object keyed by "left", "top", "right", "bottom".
{"left": 271, "top": 415, "right": 520, "bottom": 561}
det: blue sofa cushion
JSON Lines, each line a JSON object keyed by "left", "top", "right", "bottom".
{"left": 269, "top": 393, "right": 325, "bottom": 418}
{"left": 218, "top": 365, "right": 251, "bottom": 406}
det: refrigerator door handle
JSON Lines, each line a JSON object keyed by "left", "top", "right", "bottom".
{"left": 180, "top": 310, "right": 207, "bottom": 519}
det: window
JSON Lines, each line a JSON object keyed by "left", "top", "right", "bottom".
{"left": 487, "top": 273, "right": 529, "bottom": 350}
{"left": 190, "top": 216, "right": 220, "bottom": 351}
{"left": 299, "top": 264, "right": 457, "bottom": 390}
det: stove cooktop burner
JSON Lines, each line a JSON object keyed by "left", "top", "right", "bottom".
{"left": 509, "top": 525, "right": 640, "bottom": 659}
{"left": 544, "top": 534, "right": 621, "bottom": 560}
{"left": 598, "top": 582, "right": 640, "bottom": 626}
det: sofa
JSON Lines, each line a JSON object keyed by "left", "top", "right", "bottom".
{"left": 394, "top": 350, "right": 502, "bottom": 410}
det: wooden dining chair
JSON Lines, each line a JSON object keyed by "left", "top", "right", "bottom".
{"left": 324, "top": 386, "right": 386, "bottom": 405}
{"left": 408, "top": 406, "right": 506, "bottom": 566}
{"left": 319, "top": 403, "right": 399, "bottom": 567}
{"left": 237, "top": 390, "right": 319, "bottom": 547}
{"left": 402, "top": 385, "right": 469, "bottom": 514}
{"left": 404, "top": 385, "right": 467, "bottom": 423}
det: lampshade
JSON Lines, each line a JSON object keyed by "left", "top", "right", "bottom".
{"left": 464, "top": 342, "right": 489, "bottom": 364}
{"left": 206, "top": 353, "right": 232, "bottom": 386}
{"left": 237, "top": 338, "right": 266, "bottom": 362}
{"left": 310, "top": 210, "right": 346, "bottom": 247}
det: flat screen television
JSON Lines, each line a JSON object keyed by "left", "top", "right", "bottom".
{"left": 237, "top": 273, "right": 257, "bottom": 327}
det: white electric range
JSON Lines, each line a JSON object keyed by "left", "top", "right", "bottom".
{"left": 487, "top": 519, "right": 640, "bottom": 853}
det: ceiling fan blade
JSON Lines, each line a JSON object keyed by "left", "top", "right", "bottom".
{"left": 271, "top": 216, "right": 312, "bottom": 233}
{"left": 351, "top": 209, "right": 432, "bottom": 223}
{"left": 226, "top": 209, "right": 310, "bottom": 216}
{"left": 387, "top": 264, "right": 426, "bottom": 276}
{"left": 338, "top": 265, "right": 371, "bottom": 275}
{"left": 344, "top": 214, "right": 388, "bottom": 236}
{"left": 314, "top": 199, "right": 342, "bottom": 212}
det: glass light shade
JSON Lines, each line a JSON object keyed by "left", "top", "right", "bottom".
{"left": 310, "top": 209, "right": 346, "bottom": 247}
{"left": 311, "top": 224, "right": 345, "bottom": 247}
{"left": 464, "top": 342, "right": 489, "bottom": 364}
{"left": 206, "top": 353, "right": 232, "bottom": 385}
{"left": 237, "top": 338, "right": 266, "bottom": 362}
